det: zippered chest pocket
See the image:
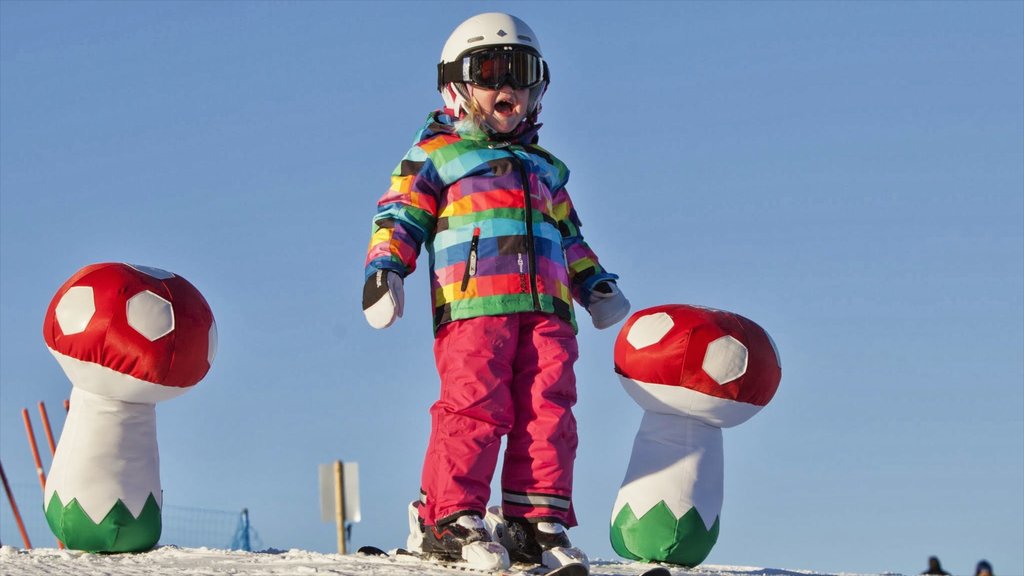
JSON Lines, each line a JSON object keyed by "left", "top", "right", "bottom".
{"left": 460, "top": 227, "right": 481, "bottom": 291}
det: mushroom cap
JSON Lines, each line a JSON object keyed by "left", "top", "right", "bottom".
{"left": 43, "top": 263, "right": 216, "bottom": 403}
{"left": 614, "top": 304, "right": 781, "bottom": 427}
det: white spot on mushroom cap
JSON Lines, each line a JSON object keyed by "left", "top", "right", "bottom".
{"left": 126, "top": 291, "right": 174, "bottom": 341}
{"left": 55, "top": 286, "right": 96, "bottom": 335}
{"left": 626, "top": 312, "right": 674, "bottom": 350}
{"left": 208, "top": 321, "right": 218, "bottom": 365}
{"left": 702, "top": 335, "right": 748, "bottom": 385}
{"left": 127, "top": 264, "right": 175, "bottom": 280}
{"left": 767, "top": 332, "right": 781, "bottom": 367}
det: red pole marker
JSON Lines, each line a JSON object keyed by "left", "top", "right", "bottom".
{"left": 22, "top": 408, "right": 64, "bottom": 548}
{"left": 39, "top": 402, "right": 58, "bottom": 456}
{"left": 0, "top": 459, "right": 32, "bottom": 549}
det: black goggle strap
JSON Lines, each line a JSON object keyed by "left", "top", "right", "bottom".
{"left": 438, "top": 59, "right": 470, "bottom": 90}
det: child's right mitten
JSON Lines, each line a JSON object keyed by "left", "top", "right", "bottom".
{"left": 363, "top": 269, "right": 404, "bottom": 329}
{"left": 588, "top": 281, "right": 631, "bottom": 330}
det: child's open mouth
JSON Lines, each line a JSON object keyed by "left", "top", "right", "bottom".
{"left": 495, "top": 100, "right": 515, "bottom": 115}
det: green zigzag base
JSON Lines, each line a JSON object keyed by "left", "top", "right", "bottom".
{"left": 610, "top": 501, "right": 720, "bottom": 567}
{"left": 45, "top": 491, "right": 162, "bottom": 553}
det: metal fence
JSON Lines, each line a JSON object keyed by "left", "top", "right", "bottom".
{"left": 1, "top": 481, "right": 260, "bottom": 551}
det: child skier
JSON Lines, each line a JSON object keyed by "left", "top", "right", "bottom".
{"left": 363, "top": 12, "right": 630, "bottom": 570}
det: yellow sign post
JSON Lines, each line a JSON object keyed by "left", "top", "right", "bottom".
{"left": 319, "top": 460, "right": 360, "bottom": 554}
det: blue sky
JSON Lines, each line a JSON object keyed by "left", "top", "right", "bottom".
{"left": 1, "top": 2, "right": 1021, "bottom": 575}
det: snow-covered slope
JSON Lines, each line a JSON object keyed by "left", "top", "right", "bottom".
{"left": 0, "top": 545, "right": 896, "bottom": 576}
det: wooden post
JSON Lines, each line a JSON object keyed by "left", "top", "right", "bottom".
{"left": 334, "top": 460, "right": 346, "bottom": 554}
{"left": 0, "top": 460, "right": 31, "bottom": 549}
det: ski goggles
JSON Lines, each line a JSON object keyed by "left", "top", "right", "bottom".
{"left": 438, "top": 48, "right": 548, "bottom": 90}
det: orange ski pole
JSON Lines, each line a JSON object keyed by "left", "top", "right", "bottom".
{"left": 38, "top": 402, "right": 58, "bottom": 456}
{"left": 21, "top": 409, "right": 46, "bottom": 492}
{"left": 0, "top": 459, "right": 31, "bottom": 549}
{"left": 22, "top": 408, "right": 64, "bottom": 548}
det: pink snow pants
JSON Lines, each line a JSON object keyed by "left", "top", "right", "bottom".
{"left": 419, "top": 312, "right": 579, "bottom": 527}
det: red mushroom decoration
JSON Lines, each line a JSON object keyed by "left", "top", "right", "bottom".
{"left": 42, "top": 263, "right": 216, "bottom": 552}
{"left": 613, "top": 304, "right": 780, "bottom": 427}
{"left": 43, "top": 262, "right": 216, "bottom": 401}
{"left": 610, "top": 304, "right": 781, "bottom": 567}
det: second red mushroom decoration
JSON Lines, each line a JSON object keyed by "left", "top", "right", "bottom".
{"left": 609, "top": 304, "right": 781, "bottom": 567}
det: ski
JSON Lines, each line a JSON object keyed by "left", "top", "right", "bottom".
{"left": 357, "top": 545, "right": 676, "bottom": 576}
{"left": 357, "top": 545, "right": 590, "bottom": 575}
{"left": 537, "top": 564, "right": 587, "bottom": 576}
{"left": 434, "top": 560, "right": 587, "bottom": 576}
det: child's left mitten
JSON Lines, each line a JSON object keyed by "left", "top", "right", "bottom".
{"left": 363, "top": 269, "right": 404, "bottom": 329}
{"left": 588, "top": 281, "right": 630, "bottom": 330}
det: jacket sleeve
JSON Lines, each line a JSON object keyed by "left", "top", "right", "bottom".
{"left": 364, "top": 145, "right": 441, "bottom": 280}
{"left": 551, "top": 186, "right": 619, "bottom": 308}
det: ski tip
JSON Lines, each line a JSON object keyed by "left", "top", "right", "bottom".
{"left": 356, "top": 545, "right": 389, "bottom": 557}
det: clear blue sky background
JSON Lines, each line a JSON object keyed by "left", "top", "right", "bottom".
{"left": 1, "top": 2, "right": 1021, "bottom": 575}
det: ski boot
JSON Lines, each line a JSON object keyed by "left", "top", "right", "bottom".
{"left": 420, "top": 510, "right": 510, "bottom": 571}
{"left": 486, "top": 506, "right": 588, "bottom": 570}
{"left": 406, "top": 500, "right": 425, "bottom": 552}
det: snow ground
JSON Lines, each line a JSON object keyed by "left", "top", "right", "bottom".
{"left": 0, "top": 545, "right": 896, "bottom": 576}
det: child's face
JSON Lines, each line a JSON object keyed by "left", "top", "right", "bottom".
{"left": 468, "top": 84, "right": 530, "bottom": 134}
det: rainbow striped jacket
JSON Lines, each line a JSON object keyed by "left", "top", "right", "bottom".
{"left": 365, "top": 111, "right": 618, "bottom": 332}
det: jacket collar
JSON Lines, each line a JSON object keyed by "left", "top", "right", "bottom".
{"left": 417, "top": 110, "right": 541, "bottom": 146}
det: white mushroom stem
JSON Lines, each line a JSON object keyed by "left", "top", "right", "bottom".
{"left": 45, "top": 387, "right": 162, "bottom": 522}
{"left": 611, "top": 411, "right": 723, "bottom": 531}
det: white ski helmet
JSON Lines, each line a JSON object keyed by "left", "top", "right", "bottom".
{"left": 437, "top": 12, "right": 550, "bottom": 119}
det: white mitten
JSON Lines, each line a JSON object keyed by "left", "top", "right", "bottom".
{"left": 588, "top": 281, "right": 630, "bottom": 330}
{"left": 363, "top": 270, "right": 404, "bottom": 329}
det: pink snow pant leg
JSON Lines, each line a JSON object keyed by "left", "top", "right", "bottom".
{"left": 419, "top": 313, "right": 579, "bottom": 527}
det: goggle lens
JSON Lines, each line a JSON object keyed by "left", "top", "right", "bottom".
{"left": 469, "top": 50, "right": 544, "bottom": 89}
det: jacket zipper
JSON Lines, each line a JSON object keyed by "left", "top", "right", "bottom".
{"left": 460, "top": 227, "right": 480, "bottom": 292}
{"left": 514, "top": 156, "right": 541, "bottom": 310}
